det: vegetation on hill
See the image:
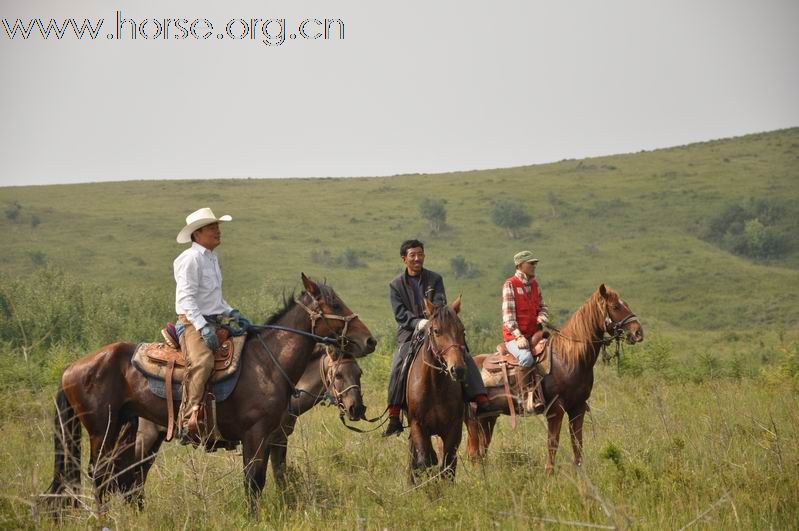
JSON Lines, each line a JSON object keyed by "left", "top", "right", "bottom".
{"left": 1, "top": 128, "right": 798, "bottom": 528}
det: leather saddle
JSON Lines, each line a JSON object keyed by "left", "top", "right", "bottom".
{"left": 131, "top": 326, "right": 246, "bottom": 443}
{"left": 482, "top": 330, "right": 550, "bottom": 375}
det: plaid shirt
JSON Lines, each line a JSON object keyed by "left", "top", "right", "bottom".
{"left": 502, "top": 270, "right": 549, "bottom": 339}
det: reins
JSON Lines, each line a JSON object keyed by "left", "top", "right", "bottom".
{"left": 246, "top": 291, "right": 360, "bottom": 399}
{"left": 315, "top": 346, "right": 389, "bottom": 433}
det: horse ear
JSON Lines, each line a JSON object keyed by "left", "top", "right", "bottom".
{"left": 301, "top": 273, "right": 320, "bottom": 297}
{"left": 423, "top": 298, "right": 435, "bottom": 318}
{"left": 599, "top": 284, "right": 608, "bottom": 299}
{"left": 451, "top": 295, "right": 462, "bottom": 314}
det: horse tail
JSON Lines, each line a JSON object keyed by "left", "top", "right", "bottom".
{"left": 45, "top": 383, "right": 82, "bottom": 509}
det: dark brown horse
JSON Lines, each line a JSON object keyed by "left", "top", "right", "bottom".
{"left": 465, "top": 284, "right": 643, "bottom": 473}
{"left": 45, "top": 274, "right": 376, "bottom": 515}
{"left": 405, "top": 296, "right": 467, "bottom": 483}
{"left": 128, "top": 344, "right": 367, "bottom": 502}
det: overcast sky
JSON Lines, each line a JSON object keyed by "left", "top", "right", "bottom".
{"left": 1, "top": 0, "right": 797, "bottom": 187}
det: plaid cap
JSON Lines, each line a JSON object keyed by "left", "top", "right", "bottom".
{"left": 513, "top": 250, "right": 539, "bottom": 266}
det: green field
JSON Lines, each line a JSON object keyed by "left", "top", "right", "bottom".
{"left": 1, "top": 128, "right": 798, "bottom": 528}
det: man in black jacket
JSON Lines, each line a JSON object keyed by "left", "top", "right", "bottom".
{"left": 383, "top": 239, "right": 499, "bottom": 437}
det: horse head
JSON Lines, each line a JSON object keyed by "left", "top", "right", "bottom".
{"left": 299, "top": 273, "right": 377, "bottom": 357}
{"left": 423, "top": 295, "right": 467, "bottom": 382}
{"left": 599, "top": 284, "right": 644, "bottom": 344}
{"left": 323, "top": 349, "right": 366, "bottom": 421}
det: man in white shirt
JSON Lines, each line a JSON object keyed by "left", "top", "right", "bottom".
{"left": 174, "top": 207, "right": 247, "bottom": 437}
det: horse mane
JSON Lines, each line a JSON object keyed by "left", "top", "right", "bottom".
{"left": 432, "top": 304, "right": 459, "bottom": 326}
{"left": 264, "top": 291, "right": 297, "bottom": 325}
{"left": 551, "top": 289, "right": 607, "bottom": 369}
{"left": 262, "top": 281, "right": 336, "bottom": 326}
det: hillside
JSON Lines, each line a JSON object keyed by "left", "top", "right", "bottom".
{"left": 2, "top": 128, "right": 798, "bottom": 349}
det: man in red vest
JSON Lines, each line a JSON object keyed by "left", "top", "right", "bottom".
{"left": 502, "top": 250, "right": 549, "bottom": 413}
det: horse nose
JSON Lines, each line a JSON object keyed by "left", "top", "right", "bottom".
{"left": 350, "top": 403, "right": 366, "bottom": 420}
{"left": 635, "top": 328, "right": 644, "bottom": 341}
{"left": 365, "top": 337, "right": 377, "bottom": 353}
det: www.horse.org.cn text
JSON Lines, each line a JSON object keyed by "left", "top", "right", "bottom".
{"left": 2, "top": 11, "right": 345, "bottom": 47}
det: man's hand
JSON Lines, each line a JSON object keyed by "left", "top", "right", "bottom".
{"left": 515, "top": 336, "right": 530, "bottom": 350}
{"left": 201, "top": 325, "right": 220, "bottom": 351}
{"left": 415, "top": 318, "right": 429, "bottom": 331}
{"left": 230, "top": 309, "right": 252, "bottom": 331}
{"left": 537, "top": 315, "right": 548, "bottom": 325}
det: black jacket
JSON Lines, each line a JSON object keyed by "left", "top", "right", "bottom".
{"left": 389, "top": 268, "right": 446, "bottom": 345}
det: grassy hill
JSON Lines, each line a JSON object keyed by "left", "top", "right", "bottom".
{"left": 1, "top": 129, "right": 798, "bottom": 529}
{"left": 2, "top": 128, "right": 797, "bottom": 348}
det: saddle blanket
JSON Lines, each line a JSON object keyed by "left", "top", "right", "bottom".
{"left": 131, "top": 336, "right": 245, "bottom": 383}
{"left": 135, "top": 363, "right": 242, "bottom": 402}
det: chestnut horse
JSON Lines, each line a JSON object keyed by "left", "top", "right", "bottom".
{"left": 45, "top": 274, "right": 376, "bottom": 515}
{"left": 126, "top": 344, "right": 367, "bottom": 503}
{"left": 405, "top": 296, "right": 467, "bottom": 483}
{"left": 465, "top": 284, "right": 643, "bottom": 473}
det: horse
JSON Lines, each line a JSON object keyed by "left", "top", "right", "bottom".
{"left": 405, "top": 296, "right": 467, "bottom": 483}
{"left": 465, "top": 284, "right": 643, "bottom": 473}
{"left": 126, "top": 344, "right": 367, "bottom": 503}
{"left": 44, "top": 274, "right": 376, "bottom": 516}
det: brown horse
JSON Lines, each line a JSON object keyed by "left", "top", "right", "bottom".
{"left": 127, "top": 344, "right": 367, "bottom": 502}
{"left": 465, "top": 284, "right": 643, "bottom": 473}
{"left": 405, "top": 296, "right": 467, "bottom": 483}
{"left": 45, "top": 274, "right": 376, "bottom": 515}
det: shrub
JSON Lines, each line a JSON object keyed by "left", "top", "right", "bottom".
{"left": 450, "top": 255, "right": 480, "bottom": 279}
{"left": 490, "top": 200, "right": 531, "bottom": 239}
{"left": 419, "top": 199, "right": 447, "bottom": 234}
{"left": 701, "top": 198, "right": 792, "bottom": 260}
{"left": 4, "top": 202, "right": 21, "bottom": 223}
{"left": 310, "top": 248, "right": 366, "bottom": 269}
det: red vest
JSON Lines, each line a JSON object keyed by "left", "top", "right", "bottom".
{"left": 502, "top": 275, "right": 541, "bottom": 341}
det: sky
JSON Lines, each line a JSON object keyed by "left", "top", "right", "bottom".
{"left": 1, "top": 0, "right": 797, "bottom": 187}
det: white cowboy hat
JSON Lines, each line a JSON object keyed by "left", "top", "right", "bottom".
{"left": 176, "top": 208, "right": 232, "bottom": 243}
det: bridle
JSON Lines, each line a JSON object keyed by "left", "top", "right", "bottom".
{"left": 601, "top": 299, "right": 641, "bottom": 340}
{"left": 421, "top": 317, "right": 467, "bottom": 378}
{"left": 599, "top": 299, "right": 641, "bottom": 368}
{"left": 295, "top": 293, "right": 360, "bottom": 351}
{"left": 319, "top": 346, "right": 360, "bottom": 410}
{"left": 247, "top": 289, "right": 361, "bottom": 400}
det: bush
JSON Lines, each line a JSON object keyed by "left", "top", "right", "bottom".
{"left": 4, "top": 202, "right": 21, "bottom": 223}
{"left": 310, "top": 248, "right": 366, "bottom": 269}
{"left": 701, "top": 198, "right": 792, "bottom": 260}
{"left": 450, "top": 256, "right": 480, "bottom": 279}
{"left": 490, "top": 200, "right": 531, "bottom": 239}
{"left": 419, "top": 199, "right": 447, "bottom": 234}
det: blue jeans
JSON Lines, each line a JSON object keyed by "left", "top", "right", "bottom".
{"left": 505, "top": 339, "right": 535, "bottom": 368}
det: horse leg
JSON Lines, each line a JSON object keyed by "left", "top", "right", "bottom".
{"left": 44, "top": 385, "right": 82, "bottom": 512}
{"left": 480, "top": 417, "right": 497, "bottom": 458}
{"left": 407, "top": 422, "right": 435, "bottom": 485}
{"left": 545, "top": 405, "right": 565, "bottom": 475}
{"left": 242, "top": 422, "right": 271, "bottom": 517}
{"left": 465, "top": 416, "right": 481, "bottom": 462}
{"left": 130, "top": 418, "right": 167, "bottom": 510}
{"left": 112, "top": 419, "right": 141, "bottom": 504}
{"left": 87, "top": 418, "right": 123, "bottom": 506}
{"left": 567, "top": 405, "right": 587, "bottom": 467}
{"left": 269, "top": 413, "right": 296, "bottom": 492}
{"left": 440, "top": 426, "right": 463, "bottom": 481}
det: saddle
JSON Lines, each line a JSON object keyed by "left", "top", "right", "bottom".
{"left": 479, "top": 331, "right": 551, "bottom": 428}
{"left": 132, "top": 326, "right": 246, "bottom": 442}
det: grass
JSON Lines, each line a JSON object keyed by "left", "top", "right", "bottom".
{"left": 0, "top": 371, "right": 797, "bottom": 528}
{"left": 1, "top": 128, "right": 798, "bottom": 527}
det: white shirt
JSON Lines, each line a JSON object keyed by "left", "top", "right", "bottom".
{"left": 174, "top": 242, "right": 233, "bottom": 330}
